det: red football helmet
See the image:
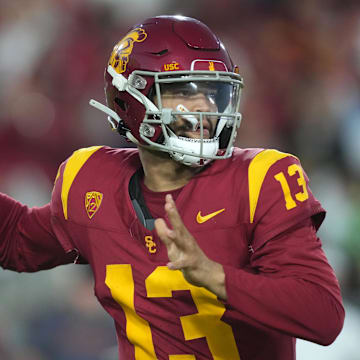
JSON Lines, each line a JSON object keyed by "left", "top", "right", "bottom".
{"left": 90, "top": 15, "right": 243, "bottom": 166}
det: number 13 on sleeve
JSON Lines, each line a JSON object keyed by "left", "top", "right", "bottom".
{"left": 274, "top": 164, "right": 309, "bottom": 210}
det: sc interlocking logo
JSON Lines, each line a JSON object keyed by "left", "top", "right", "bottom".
{"left": 145, "top": 236, "right": 156, "bottom": 254}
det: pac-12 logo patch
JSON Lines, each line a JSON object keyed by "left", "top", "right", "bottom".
{"left": 108, "top": 28, "right": 147, "bottom": 74}
{"left": 85, "top": 191, "right": 103, "bottom": 219}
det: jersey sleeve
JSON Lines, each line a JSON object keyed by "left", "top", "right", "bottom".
{"left": 49, "top": 146, "right": 103, "bottom": 261}
{"left": 0, "top": 193, "right": 75, "bottom": 272}
{"left": 248, "top": 149, "right": 325, "bottom": 251}
{"left": 50, "top": 159, "right": 75, "bottom": 253}
{"left": 223, "top": 218, "right": 344, "bottom": 346}
{"left": 220, "top": 150, "right": 343, "bottom": 345}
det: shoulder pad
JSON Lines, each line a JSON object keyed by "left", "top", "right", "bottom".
{"left": 248, "top": 149, "right": 296, "bottom": 223}
{"left": 56, "top": 146, "right": 103, "bottom": 220}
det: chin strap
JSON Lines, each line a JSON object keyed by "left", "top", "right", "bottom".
{"left": 89, "top": 99, "right": 120, "bottom": 130}
{"left": 89, "top": 98, "right": 140, "bottom": 144}
{"left": 90, "top": 65, "right": 160, "bottom": 128}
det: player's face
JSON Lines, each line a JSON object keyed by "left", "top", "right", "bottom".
{"left": 159, "top": 82, "right": 219, "bottom": 139}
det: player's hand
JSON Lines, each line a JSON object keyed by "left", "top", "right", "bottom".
{"left": 155, "top": 194, "right": 227, "bottom": 300}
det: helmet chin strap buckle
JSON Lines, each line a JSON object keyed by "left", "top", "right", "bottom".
{"left": 89, "top": 99, "right": 120, "bottom": 130}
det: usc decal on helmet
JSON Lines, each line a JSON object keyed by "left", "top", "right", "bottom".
{"left": 108, "top": 28, "right": 147, "bottom": 74}
{"left": 163, "top": 62, "right": 180, "bottom": 71}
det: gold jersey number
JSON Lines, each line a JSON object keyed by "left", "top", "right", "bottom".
{"left": 274, "top": 163, "right": 309, "bottom": 210}
{"left": 105, "top": 265, "right": 240, "bottom": 359}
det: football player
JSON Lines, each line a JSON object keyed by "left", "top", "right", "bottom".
{"left": 0, "top": 15, "right": 344, "bottom": 359}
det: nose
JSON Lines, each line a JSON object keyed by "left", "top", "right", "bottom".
{"left": 184, "top": 94, "right": 217, "bottom": 134}
{"left": 187, "top": 93, "right": 214, "bottom": 113}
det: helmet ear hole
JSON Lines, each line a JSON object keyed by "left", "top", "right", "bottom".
{"left": 115, "top": 97, "right": 128, "bottom": 112}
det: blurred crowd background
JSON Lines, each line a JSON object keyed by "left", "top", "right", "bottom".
{"left": 0, "top": 0, "right": 359, "bottom": 359}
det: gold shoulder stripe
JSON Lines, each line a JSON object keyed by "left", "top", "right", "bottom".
{"left": 248, "top": 149, "right": 295, "bottom": 223}
{"left": 62, "top": 146, "right": 102, "bottom": 220}
{"left": 54, "top": 167, "right": 61, "bottom": 184}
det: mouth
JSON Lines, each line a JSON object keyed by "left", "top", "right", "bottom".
{"left": 184, "top": 127, "right": 211, "bottom": 139}
{"left": 176, "top": 118, "right": 212, "bottom": 138}
{"left": 173, "top": 105, "right": 214, "bottom": 139}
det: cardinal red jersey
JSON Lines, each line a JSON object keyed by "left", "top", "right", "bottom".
{"left": 44, "top": 146, "right": 341, "bottom": 359}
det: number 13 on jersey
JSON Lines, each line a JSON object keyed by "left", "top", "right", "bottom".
{"left": 274, "top": 163, "right": 309, "bottom": 210}
{"left": 105, "top": 265, "right": 240, "bottom": 359}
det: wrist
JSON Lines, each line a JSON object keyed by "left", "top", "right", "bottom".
{"left": 205, "top": 261, "right": 227, "bottom": 301}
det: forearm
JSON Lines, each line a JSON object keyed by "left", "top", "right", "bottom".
{"left": 223, "top": 265, "right": 344, "bottom": 345}
{"left": 0, "top": 193, "right": 27, "bottom": 270}
{"left": 200, "top": 260, "right": 227, "bottom": 301}
{"left": 0, "top": 193, "right": 73, "bottom": 272}
{"left": 200, "top": 246, "right": 344, "bottom": 345}
{"left": 220, "top": 220, "right": 344, "bottom": 345}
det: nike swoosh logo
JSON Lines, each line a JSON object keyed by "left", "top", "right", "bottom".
{"left": 196, "top": 208, "right": 225, "bottom": 224}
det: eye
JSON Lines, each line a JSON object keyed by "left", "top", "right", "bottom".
{"left": 206, "top": 89, "right": 217, "bottom": 99}
{"left": 177, "top": 90, "right": 193, "bottom": 97}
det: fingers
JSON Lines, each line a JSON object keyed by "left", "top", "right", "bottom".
{"left": 164, "top": 194, "right": 186, "bottom": 232}
{"left": 167, "top": 258, "right": 188, "bottom": 271}
{"left": 155, "top": 195, "right": 196, "bottom": 270}
{"left": 154, "top": 218, "right": 181, "bottom": 270}
{"left": 154, "top": 218, "right": 175, "bottom": 247}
